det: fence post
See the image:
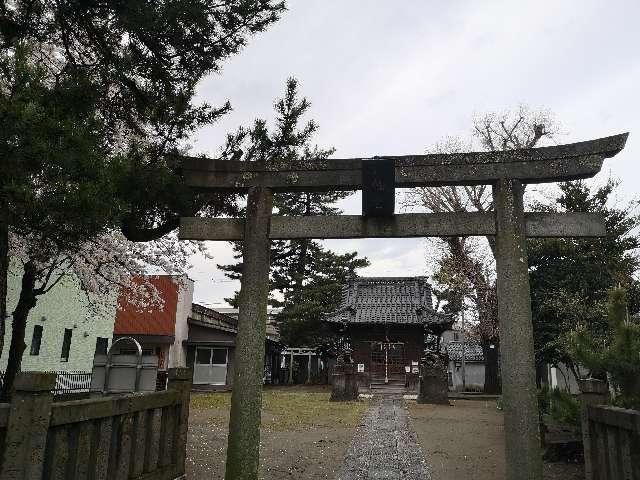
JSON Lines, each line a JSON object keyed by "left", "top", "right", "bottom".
{"left": 168, "top": 367, "right": 192, "bottom": 478}
{"left": 578, "top": 379, "right": 609, "bottom": 480}
{"left": 0, "top": 372, "right": 56, "bottom": 480}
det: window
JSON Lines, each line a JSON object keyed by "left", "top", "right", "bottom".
{"left": 30, "top": 325, "right": 43, "bottom": 356}
{"left": 196, "top": 348, "right": 211, "bottom": 364}
{"left": 95, "top": 337, "right": 108, "bottom": 356}
{"left": 195, "top": 348, "right": 228, "bottom": 365}
{"left": 453, "top": 332, "right": 460, "bottom": 341}
{"left": 60, "top": 328, "right": 72, "bottom": 362}
{"left": 211, "top": 348, "right": 227, "bottom": 365}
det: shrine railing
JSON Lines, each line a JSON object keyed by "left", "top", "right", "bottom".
{"left": 583, "top": 404, "right": 640, "bottom": 480}
{"left": 0, "top": 369, "right": 192, "bottom": 480}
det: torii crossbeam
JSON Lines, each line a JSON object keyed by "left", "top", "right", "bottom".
{"left": 179, "top": 133, "right": 628, "bottom": 480}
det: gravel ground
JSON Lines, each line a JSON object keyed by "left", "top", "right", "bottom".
{"left": 338, "top": 395, "right": 430, "bottom": 480}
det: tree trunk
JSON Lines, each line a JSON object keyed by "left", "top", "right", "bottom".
{"left": 482, "top": 341, "right": 501, "bottom": 394}
{"left": 0, "top": 261, "right": 37, "bottom": 402}
{"left": 0, "top": 210, "right": 8, "bottom": 358}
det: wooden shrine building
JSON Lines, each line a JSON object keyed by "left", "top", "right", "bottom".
{"left": 324, "top": 277, "right": 452, "bottom": 392}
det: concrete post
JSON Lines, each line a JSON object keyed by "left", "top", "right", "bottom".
{"left": 168, "top": 367, "right": 192, "bottom": 477}
{"left": 288, "top": 350, "right": 293, "bottom": 384}
{"left": 225, "top": 187, "right": 272, "bottom": 480}
{"left": 493, "top": 178, "right": 542, "bottom": 480}
{"left": 0, "top": 372, "right": 56, "bottom": 480}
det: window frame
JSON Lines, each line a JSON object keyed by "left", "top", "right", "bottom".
{"left": 60, "top": 328, "right": 73, "bottom": 362}
{"left": 30, "top": 325, "right": 43, "bottom": 356}
{"left": 95, "top": 337, "right": 108, "bottom": 356}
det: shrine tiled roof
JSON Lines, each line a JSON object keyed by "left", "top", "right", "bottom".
{"left": 446, "top": 342, "right": 484, "bottom": 362}
{"left": 323, "top": 277, "right": 451, "bottom": 326}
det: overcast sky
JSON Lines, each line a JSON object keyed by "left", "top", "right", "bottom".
{"left": 185, "top": 0, "right": 640, "bottom": 308}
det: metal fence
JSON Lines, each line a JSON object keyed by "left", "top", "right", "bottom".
{"left": 0, "top": 371, "right": 92, "bottom": 395}
{"left": 52, "top": 371, "right": 92, "bottom": 395}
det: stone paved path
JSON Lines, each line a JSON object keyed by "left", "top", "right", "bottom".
{"left": 337, "top": 395, "right": 431, "bottom": 480}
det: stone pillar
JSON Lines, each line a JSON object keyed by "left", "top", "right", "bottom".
{"left": 0, "top": 372, "right": 56, "bottom": 480}
{"left": 168, "top": 367, "right": 193, "bottom": 477}
{"left": 578, "top": 378, "right": 608, "bottom": 480}
{"left": 288, "top": 350, "right": 294, "bottom": 384}
{"left": 330, "top": 364, "right": 359, "bottom": 401}
{"left": 225, "top": 186, "right": 272, "bottom": 480}
{"left": 494, "top": 178, "right": 542, "bottom": 480}
{"left": 417, "top": 354, "right": 449, "bottom": 405}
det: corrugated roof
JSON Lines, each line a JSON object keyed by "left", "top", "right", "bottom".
{"left": 324, "top": 277, "right": 451, "bottom": 325}
{"left": 446, "top": 342, "right": 484, "bottom": 362}
{"left": 114, "top": 276, "right": 179, "bottom": 336}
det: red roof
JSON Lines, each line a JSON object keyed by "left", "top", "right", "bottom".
{"left": 114, "top": 276, "right": 179, "bottom": 336}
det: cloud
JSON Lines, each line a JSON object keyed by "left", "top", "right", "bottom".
{"left": 187, "top": 0, "right": 640, "bottom": 305}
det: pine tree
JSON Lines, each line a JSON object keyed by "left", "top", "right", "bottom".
{"left": 528, "top": 180, "right": 640, "bottom": 384}
{"left": 218, "top": 79, "right": 369, "bottom": 346}
{"left": 569, "top": 287, "right": 640, "bottom": 408}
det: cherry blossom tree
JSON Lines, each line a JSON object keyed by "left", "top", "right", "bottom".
{"left": 1, "top": 229, "right": 208, "bottom": 400}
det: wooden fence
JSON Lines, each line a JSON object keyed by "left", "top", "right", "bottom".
{"left": 0, "top": 368, "right": 191, "bottom": 480}
{"left": 584, "top": 404, "right": 640, "bottom": 480}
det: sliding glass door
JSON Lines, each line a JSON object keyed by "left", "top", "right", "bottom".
{"left": 193, "top": 347, "right": 228, "bottom": 385}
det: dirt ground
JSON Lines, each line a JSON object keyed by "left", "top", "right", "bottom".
{"left": 408, "top": 399, "right": 585, "bottom": 480}
{"left": 186, "top": 386, "right": 366, "bottom": 479}
{"left": 188, "top": 390, "right": 585, "bottom": 479}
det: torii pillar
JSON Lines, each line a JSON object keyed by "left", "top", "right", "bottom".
{"left": 178, "top": 132, "right": 628, "bottom": 480}
{"left": 224, "top": 186, "right": 272, "bottom": 480}
{"left": 494, "top": 178, "right": 541, "bottom": 479}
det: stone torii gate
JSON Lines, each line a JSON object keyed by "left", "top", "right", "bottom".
{"left": 178, "top": 133, "right": 628, "bottom": 480}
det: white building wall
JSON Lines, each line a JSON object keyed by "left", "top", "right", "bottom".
{"left": 1, "top": 260, "right": 117, "bottom": 373}
{"left": 548, "top": 362, "right": 584, "bottom": 394}
{"left": 167, "top": 276, "right": 194, "bottom": 368}
{"left": 448, "top": 361, "right": 485, "bottom": 391}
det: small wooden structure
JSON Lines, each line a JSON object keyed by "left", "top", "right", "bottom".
{"left": 0, "top": 369, "right": 191, "bottom": 479}
{"left": 280, "top": 347, "right": 321, "bottom": 384}
{"left": 323, "top": 276, "right": 451, "bottom": 393}
{"left": 179, "top": 133, "right": 628, "bottom": 480}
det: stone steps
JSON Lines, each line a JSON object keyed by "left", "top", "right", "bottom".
{"left": 369, "top": 373, "right": 406, "bottom": 394}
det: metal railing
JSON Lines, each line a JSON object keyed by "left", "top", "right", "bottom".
{"left": 52, "top": 371, "right": 92, "bottom": 395}
{"left": 0, "top": 370, "right": 92, "bottom": 395}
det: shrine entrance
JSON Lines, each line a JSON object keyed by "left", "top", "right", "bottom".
{"left": 179, "top": 132, "right": 628, "bottom": 480}
{"left": 370, "top": 341, "right": 405, "bottom": 382}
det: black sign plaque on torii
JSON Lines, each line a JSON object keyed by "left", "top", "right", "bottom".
{"left": 362, "top": 158, "right": 395, "bottom": 217}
